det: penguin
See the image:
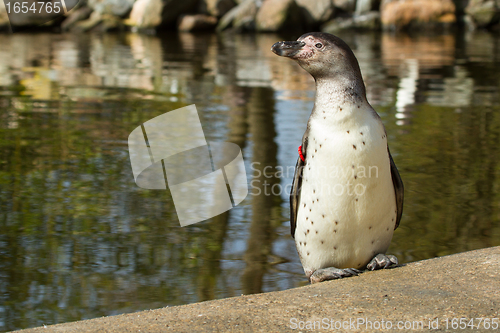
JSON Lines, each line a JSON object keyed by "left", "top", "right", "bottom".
{"left": 272, "top": 32, "right": 404, "bottom": 283}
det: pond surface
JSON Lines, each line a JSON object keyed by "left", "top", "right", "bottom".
{"left": 1, "top": 30, "right": 500, "bottom": 331}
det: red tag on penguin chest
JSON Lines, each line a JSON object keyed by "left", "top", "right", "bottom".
{"left": 298, "top": 145, "right": 305, "bottom": 162}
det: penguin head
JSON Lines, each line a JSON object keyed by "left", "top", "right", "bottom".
{"left": 271, "top": 32, "right": 364, "bottom": 85}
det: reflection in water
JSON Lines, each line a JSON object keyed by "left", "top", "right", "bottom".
{"left": 242, "top": 87, "right": 281, "bottom": 295}
{"left": 395, "top": 58, "right": 418, "bottom": 124}
{"left": 1, "top": 30, "right": 500, "bottom": 331}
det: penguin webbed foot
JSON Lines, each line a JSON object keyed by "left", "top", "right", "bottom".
{"left": 366, "top": 253, "right": 398, "bottom": 271}
{"left": 309, "top": 267, "right": 361, "bottom": 284}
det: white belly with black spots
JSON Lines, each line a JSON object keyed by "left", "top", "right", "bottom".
{"left": 295, "top": 104, "right": 397, "bottom": 276}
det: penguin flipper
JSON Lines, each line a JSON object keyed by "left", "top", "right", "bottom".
{"left": 290, "top": 155, "right": 304, "bottom": 238}
{"left": 388, "top": 149, "right": 404, "bottom": 230}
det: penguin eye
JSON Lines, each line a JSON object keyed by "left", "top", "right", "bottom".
{"left": 315, "top": 43, "right": 323, "bottom": 49}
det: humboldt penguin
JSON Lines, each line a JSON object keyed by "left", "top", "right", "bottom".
{"left": 272, "top": 32, "right": 404, "bottom": 283}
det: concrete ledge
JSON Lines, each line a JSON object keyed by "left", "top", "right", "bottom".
{"left": 18, "top": 247, "right": 500, "bottom": 332}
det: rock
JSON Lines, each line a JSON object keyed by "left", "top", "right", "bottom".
{"left": 255, "top": 0, "right": 302, "bottom": 31}
{"left": 198, "top": 0, "right": 236, "bottom": 18}
{"left": 126, "top": 0, "right": 163, "bottom": 29}
{"left": 381, "top": 0, "right": 456, "bottom": 30}
{"left": 74, "top": 11, "right": 124, "bottom": 32}
{"left": 161, "top": 0, "right": 200, "bottom": 26}
{"left": 465, "top": 0, "right": 500, "bottom": 28}
{"left": 333, "top": 0, "right": 356, "bottom": 12}
{"left": 178, "top": 14, "right": 218, "bottom": 31}
{"left": 354, "top": 11, "right": 381, "bottom": 28}
{"left": 61, "top": 6, "right": 93, "bottom": 31}
{"left": 99, "top": 13, "right": 124, "bottom": 31}
{"left": 322, "top": 11, "right": 381, "bottom": 31}
{"left": 78, "top": 12, "right": 104, "bottom": 31}
{"left": 217, "top": 0, "right": 261, "bottom": 31}
{"left": 296, "top": 0, "right": 336, "bottom": 26}
{"left": 356, "top": 0, "right": 381, "bottom": 15}
{"left": 88, "top": 0, "right": 135, "bottom": 17}
{"left": 0, "top": 0, "right": 9, "bottom": 29}
{"left": 322, "top": 16, "right": 355, "bottom": 31}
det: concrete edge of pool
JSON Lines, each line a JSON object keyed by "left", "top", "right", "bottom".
{"left": 16, "top": 246, "right": 500, "bottom": 332}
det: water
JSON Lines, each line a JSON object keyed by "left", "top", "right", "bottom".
{"left": 1, "top": 30, "right": 500, "bottom": 331}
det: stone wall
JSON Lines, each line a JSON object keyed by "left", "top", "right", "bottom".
{"left": 1, "top": 0, "right": 499, "bottom": 33}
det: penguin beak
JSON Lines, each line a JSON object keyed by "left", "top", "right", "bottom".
{"left": 272, "top": 41, "right": 306, "bottom": 58}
